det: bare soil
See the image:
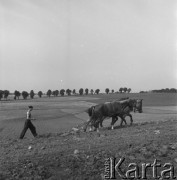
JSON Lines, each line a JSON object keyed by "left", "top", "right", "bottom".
{"left": 0, "top": 94, "right": 177, "bottom": 180}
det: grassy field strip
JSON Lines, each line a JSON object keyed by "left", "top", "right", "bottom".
{"left": 147, "top": 106, "right": 177, "bottom": 111}
{"left": 143, "top": 106, "right": 177, "bottom": 114}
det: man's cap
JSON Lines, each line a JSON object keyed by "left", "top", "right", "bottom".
{"left": 28, "top": 106, "right": 33, "bottom": 108}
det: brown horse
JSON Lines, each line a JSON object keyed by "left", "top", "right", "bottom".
{"left": 84, "top": 99, "right": 136, "bottom": 132}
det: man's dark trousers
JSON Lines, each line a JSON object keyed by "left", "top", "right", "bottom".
{"left": 19, "top": 119, "right": 37, "bottom": 139}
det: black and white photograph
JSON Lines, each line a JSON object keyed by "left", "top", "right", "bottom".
{"left": 0, "top": 0, "right": 177, "bottom": 179}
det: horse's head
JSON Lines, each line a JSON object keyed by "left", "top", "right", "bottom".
{"left": 133, "top": 99, "right": 143, "bottom": 113}
{"left": 84, "top": 105, "right": 98, "bottom": 132}
{"left": 85, "top": 106, "right": 95, "bottom": 117}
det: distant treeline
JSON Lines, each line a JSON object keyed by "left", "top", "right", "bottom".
{"left": 140, "top": 88, "right": 177, "bottom": 93}
{"left": 151, "top": 88, "right": 177, "bottom": 93}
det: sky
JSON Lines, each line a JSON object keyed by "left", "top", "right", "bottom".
{"left": 0, "top": 0, "right": 177, "bottom": 93}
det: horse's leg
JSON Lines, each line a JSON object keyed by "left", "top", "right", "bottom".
{"left": 122, "top": 114, "right": 126, "bottom": 125}
{"left": 84, "top": 117, "right": 95, "bottom": 132}
{"left": 128, "top": 114, "right": 133, "bottom": 125}
{"left": 111, "top": 117, "right": 114, "bottom": 130}
{"left": 111, "top": 116, "right": 118, "bottom": 130}
{"left": 89, "top": 120, "right": 97, "bottom": 132}
{"left": 119, "top": 115, "right": 127, "bottom": 126}
{"left": 93, "top": 120, "right": 100, "bottom": 132}
{"left": 90, "top": 114, "right": 102, "bottom": 132}
{"left": 88, "top": 118, "right": 100, "bottom": 132}
{"left": 83, "top": 118, "right": 91, "bottom": 132}
{"left": 99, "top": 117, "right": 104, "bottom": 128}
{"left": 96, "top": 122, "right": 100, "bottom": 133}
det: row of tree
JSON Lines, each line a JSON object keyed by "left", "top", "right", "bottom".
{"left": 0, "top": 90, "right": 39, "bottom": 100}
{"left": 46, "top": 88, "right": 101, "bottom": 97}
{"left": 0, "top": 87, "right": 131, "bottom": 100}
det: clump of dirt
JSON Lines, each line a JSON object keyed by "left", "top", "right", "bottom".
{"left": 0, "top": 120, "right": 177, "bottom": 180}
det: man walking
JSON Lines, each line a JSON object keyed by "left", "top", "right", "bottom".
{"left": 19, "top": 106, "right": 38, "bottom": 139}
